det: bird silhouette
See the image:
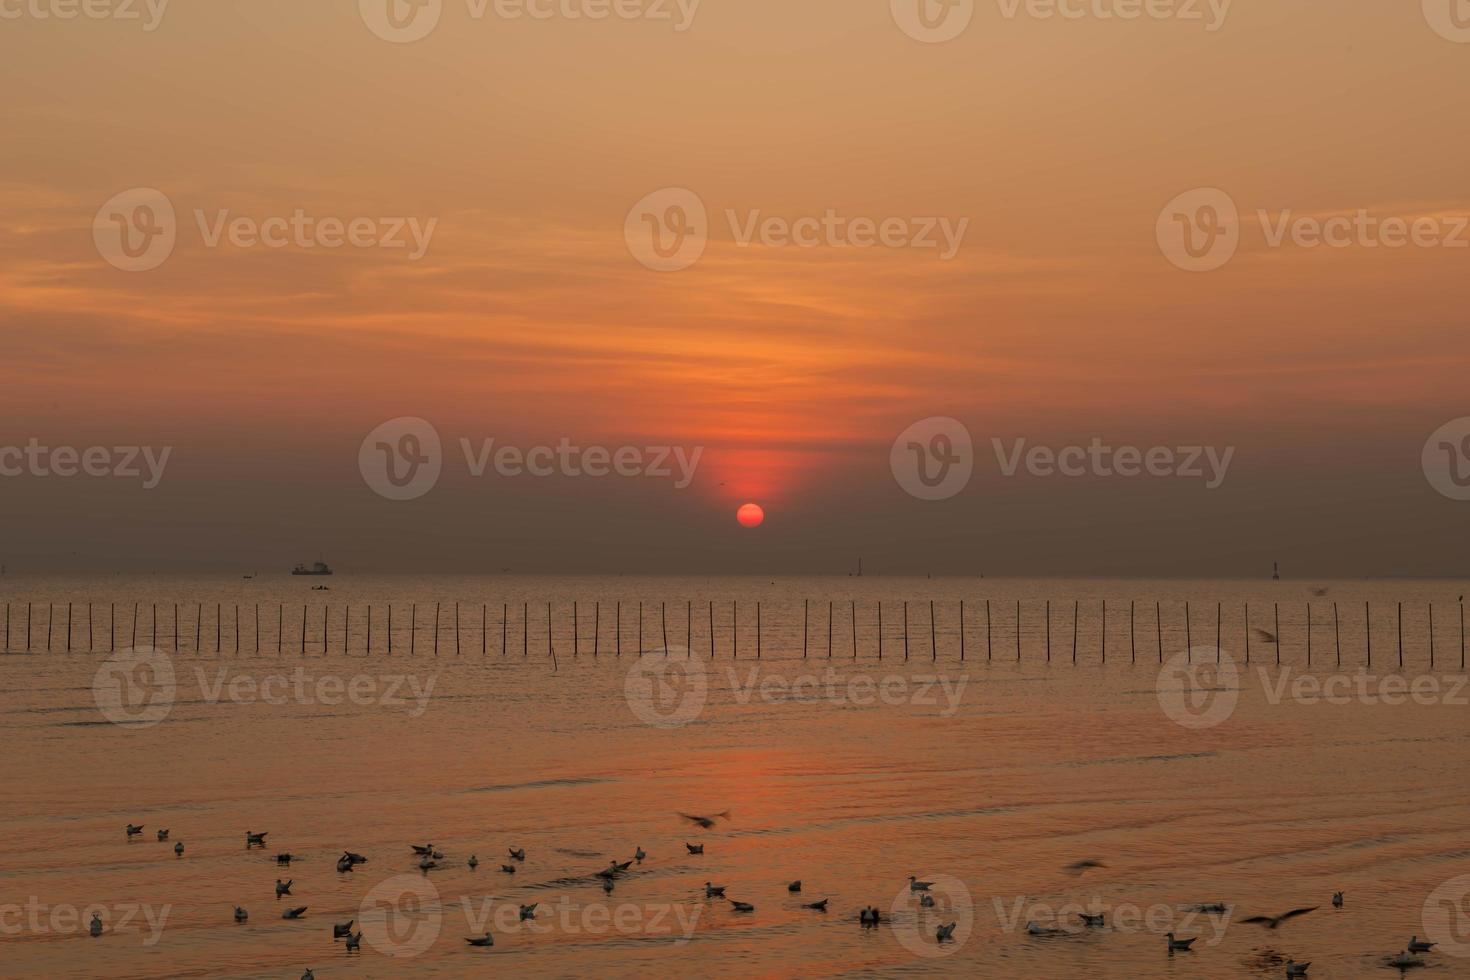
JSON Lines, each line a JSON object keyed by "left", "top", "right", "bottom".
{"left": 1241, "top": 907, "right": 1317, "bottom": 929}
{"left": 677, "top": 811, "right": 730, "bottom": 829}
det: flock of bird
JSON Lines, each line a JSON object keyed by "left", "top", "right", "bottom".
{"left": 114, "top": 817, "right": 1447, "bottom": 976}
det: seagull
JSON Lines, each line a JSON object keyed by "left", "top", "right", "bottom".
{"left": 468, "top": 854, "right": 478, "bottom": 870}
{"left": 686, "top": 843, "right": 704, "bottom": 855}
{"left": 614, "top": 859, "right": 633, "bottom": 872}
{"left": 1065, "top": 859, "right": 1106, "bottom": 875}
{"left": 602, "top": 878, "right": 614, "bottom": 894}
{"left": 678, "top": 811, "right": 730, "bottom": 830}
{"left": 276, "top": 879, "right": 292, "bottom": 899}
{"left": 1388, "top": 950, "right": 1423, "bottom": 968}
{"left": 410, "top": 843, "right": 435, "bottom": 856}
{"left": 90, "top": 913, "right": 103, "bottom": 937}
{"left": 920, "top": 894, "right": 935, "bottom": 908}
{"left": 1286, "top": 962, "right": 1310, "bottom": 977}
{"left": 1026, "top": 921, "right": 1062, "bottom": 936}
{"left": 344, "top": 931, "right": 361, "bottom": 953}
{"left": 1242, "top": 907, "right": 1318, "bottom": 929}
{"left": 431, "top": 850, "right": 444, "bottom": 860}
{"left": 234, "top": 907, "right": 248, "bottom": 923}
{"left": 1332, "top": 891, "right": 1343, "bottom": 908}
{"left": 509, "top": 847, "right": 526, "bottom": 861}
{"left": 730, "top": 900, "right": 755, "bottom": 912}
{"left": 596, "top": 862, "right": 619, "bottom": 880}
{"left": 418, "top": 856, "right": 439, "bottom": 871}
{"left": 174, "top": 842, "right": 184, "bottom": 857}
{"left": 246, "top": 831, "right": 268, "bottom": 847}
{"left": 705, "top": 882, "right": 726, "bottom": 897}
{"left": 1078, "top": 913, "right": 1105, "bottom": 927}
{"left": 1166, "top": 933, "right": 1197, "bottom": 951}
{"left": 936, "top": 922, "right": 957, "bottom": 942}
{"left": 1192, "top": 903, "right": 1228, "bottom": 914}
{"left": 500, "top": 864, "right": 516, "bottom": 874}
{"left": 276, "top": 853, "right": 294, "bottom": 866}
{"left": 908, "top": 876, "right": 932, "bottom": 892}
{"left": 859, "top": 906, "right": 883, "bottom": 925}
{"left": 343, "top": 851, "right": 368, "bottom": 865}
{"left": 519, "top": 904, "right": 537, "bottom": 921}
{"left": 301, "top": 971, "right": 314, "bottom": 980}
{"left": 1311, "top": 588, "right": 1329, "bottom": 597}
{"left": 788, "top": 881, "right": 801, "bottom": 893}
{"left": 157, "top": 829, "right": 169, "bottom": 841}
{"left": 634, "top": 846, "right": 646, "bottom": 863}
{"left": 803, "top": 899, "right": 829, "bottom": 911}
{"left": 336, "top": 856, "right": 354, "bottom": 873}
{"left": 126, "top": 824, "right": 144, "bottom": 838}
{"left": 333, "top": 920, "right": 354, "bottom": 939}
{"left": 466, "top": 932, "right": 494, "bottom": 947}
{"left": 282, "top": 906, "right": 308, "bottom": 919}
{"left": 1253, "top": 628, "right": 1279, "bottom": 644}
{"left": 1407, "top": 936, "right": 1436, "bottom": 953}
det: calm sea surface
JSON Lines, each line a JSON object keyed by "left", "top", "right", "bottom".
{"left": 1, "top": 575, "right": 1468, "bottom": 978}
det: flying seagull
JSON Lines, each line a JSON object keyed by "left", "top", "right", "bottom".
{"left": 1065, "top": 859, "right": 1107, "bottom": 875}
{"left": 678, "top": 811, "right": 731, "bottom": 829}
{"left": 246, "top": 831, "right": 268, "bottom": 847}
{"left": 276, "top": 879, "right": 292, "bottom": 899}
{"left": 686, "top": 843, "right": 704, "bottom": 855}
{"left": 1241, "top": 907, "right": 1318, "bottom": 929}
{"left": 1408, "top": 936, "right": 1436, "bottom": 953}
{"left": 937, "top": 922, "right": 957, "bottom": 941}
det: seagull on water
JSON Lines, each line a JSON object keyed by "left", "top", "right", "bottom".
{"left": 246, "top": 831, "right": 268, "bottom": 847}
{"left": 603, "top": 878, "right": 614, "bottom": 894}
{"left": 1192, "top": 902, "right": 1228, "bottom": 914}
{"left": 686, "top": 843, "right": 704, "bottom": 855}
{"left": 937, "top": 922, "right": 957, "bottom": 942}
{"left": 859, "top": 906, "right": 882, "bottom": 925}
{"left": 336, "top": 856, "right": 354, "bottom": 873}
{"left": 345, "top": 931, "right": 361, "bottom": 952}
{"left": 276, "top": 853, "right": 294, "bottom": 866}
{"left": 419, "top": 856, "right": 439, "bottom": 871}
{"left": 1332, "top": 891, "right": 1343, "bottom": 908}
{"left": 1286, "top": 962, "right": 1310, "bottom": 977}
{"left": 332, "top": 920, "right": 354, "bottom": 939}
{"left": 500, "top": 864, "right": 516, "bottom": 874}
{"left": 1388, "top": 950, "right": 1423, "bottom": 968}
{"left": 174, "top": 842, "right": 184, "bottom": 857}
{"left": 90, "top": 913, "right": 103, "bottom": 937}
{"left": 1065, "top": 859, "right": 1106, "bottom": 875}
{"left": 1078, "top": 913, "right": 1105, "bottom": 927}
{"left": 301, "top": 971, "right": 314, "bottom": 980}
{"left": 282, "top": 906, "right": 308, "bottom": 919}
{"left": 468, "top": 854, "right": 478, "bottom": 869}
{"left": 1408, "top": 936, "right": 1436, "bottom": 953}
{"left": 466, "top": 932, "right": 494, "bottom": 947}
{"left": 1166, "top": 933, "right": 1197, "bottom": 951}
{"left": 519, "top": 903, "right": 537, "bottom": 921}
{"left": 157, "top": 829, "right": 169, "bottom": 842}
{"left": 343, "top": 851, "right": 368, "bottom": 865}
{"left": 634, "top": 846, "right": 646, "bottom": 863}
{"left": 276, "top": 879, "right": 292, "bottom": 899}
{"left": 803, "top": 899, "right": 829, "bottom": 911}
{"left": 788, "top": 881, "right": 801, "bottom": 893}
{"left": 730, "top": 900, "right": 754, "bottom": 913}
{"left": 234, "top": 907, "right": 248, "bottom": 922}
{"left": 1242, "top": 907, "right": 1318, "bottom": 930}
{"left": 126, "top": 824, "right": 143, "bottom": 838}
{"left": 909, "top": 876, "right": 932, "bottom": 892}
{"left": 411, "top": 843, "right": 435, "bottom": 856}
{"left": 920, "top": 894, "right": 935, "bottom": 908}
{"left": 705, "top": 882, "right": 726, "bottom": 897}
{"left": 509, "top": 847, "right": 526, "bottom": 861}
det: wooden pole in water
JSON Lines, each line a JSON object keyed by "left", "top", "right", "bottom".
{"left": 1461, "top": 600, "right": 1466, "bottom": 670}
{"left": 986, "top": 599, "right": 992, "bottom": 662}
{"left": 1333, "top": 602, "right": 1341, "bottom": 667}
{"left": 903, "top": 600, "right": 910, "bottom": 662}
{"left": 1184, "top": 601, "right": 1191, "bottom": 662}
{"left": 45, "top": 604, "right": 51, "bottom": 652}
{"left": 368, "top": 605, "right": 373, "bottom": 655}
{"left": 708, "top": 601, "right": 714, "bottom": 658}
{"left": 433, "top": 602, "right": 440, "bottom": 657}
{"left": 27, "top": 602, "right": 33, "bottom": 652}
{"left": 1101, "top": 600, "right": 1106, "bottom": 664}
{"left": 594, "top": 602, "right": 600, "bottom": 658}
{"left": 523, "top": 602, "right": 528, "bottom": 659}
{"left": 235, "top": 604, "right": 240, "bottom": 654}
{"left": 1397, "top": 601, "right": 1403, "bottom": 669}
{"left": 1155, "top": 600, "right": 1161, "bottom": 663}
{"left": 1365, "top": 601, "right": 1371, "bottom": 668}
{"left": 132, "top": 603, "right": 138, "bottom": 650}
{"left": 455, "top": 603, "right": 460, "bottom": 656}
{"left": 389, "top": 604, "right": 394, "bottom": 655}
{"left": 1245, "top": 601, "right": 1250, "bottom": 664}
{"left": 67, "top": 603, "right": 72, "bottom": 652}
{"left": 482, "top": 604, "right": 486, "bottom": 656}
{"left": 930, "top": 599, "right": 938, "bottom": 662}
{"left": 638, "top": 602, "right": 644, "bottom": 656}
{"left": 733, "top": 600, "right": 737, "bottom": 659}
{"left": 878, "top": 601, "right": 884, "bottom": 660}
{"left": 960, "top": 600, "right": 966, "bottom": 661}
{"left": 410, "top": 603, "right": 417, "bottom": 656}
{"left": 1216, "top": 601, "right": 1221, "bottom": 664}
{"left": 1071, "top": 600, "right": 1078, "bottom": 664}
{"left": 1129, "top": 600, "right": 1135, "bottom": 664}
{"left": 802, "top": 599, "right": 808, "bottom": 659}
{"left": 1306, "top": 602, "right": 1311, "bottom": 665}
{"left": 574, "top": 602, "right": 579, "bottom": 657}
{"left": 300, "top": 605, "right": 306, "bottom": 656}
{"left": 827, "top": 600, "right": 833, "bottom": 659}
{"left": 256, "top": 604, "right": 260, "bottom": 655}
{"left": 1274, "top": 602, "right": 1280, "bottom": 666}
{"left": 1045, "top": 600, "right": 1051, "bottom": 662}
{"left": 615, "top": 601, "right": 620, "bottom": 657}
{"left": 662, "top": 601, "right": 669, "bottom": 655}
{"left": 1429, "top": 602, "right": 1435, "bottom": 668}
{"left": 195, "top": 603, "right": 202, "bottom": 654}
{"left": 850, "top": 600, "right": 856, "bottom": 659}
{"left": 1015, "top": 599, "right": 1021, "bottom": 662}
{"left": 91, "top": 603, "right": 96, "bottom": 652}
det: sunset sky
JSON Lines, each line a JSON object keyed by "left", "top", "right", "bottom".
{"left": 2, "top": 1, "right": 1467, "bottom": 575}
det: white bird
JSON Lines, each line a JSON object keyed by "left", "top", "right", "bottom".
{"left": 89, "top": 913, "right": 103, "bottom": 937}
{"left": 909, "top": 876, "right": 932, "bottom": 892}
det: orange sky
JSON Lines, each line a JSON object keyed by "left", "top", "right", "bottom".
{"left": 2, "top": 2, "right": 1468, "bottom": 573}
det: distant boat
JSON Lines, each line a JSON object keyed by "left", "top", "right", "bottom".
{"left": 291, "top": 562, "right": 333, "bottom": 576}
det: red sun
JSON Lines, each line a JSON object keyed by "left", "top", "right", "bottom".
{"left": 736, "top": 503, "right": 765, "bottom": 528}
